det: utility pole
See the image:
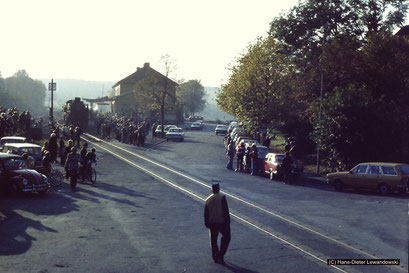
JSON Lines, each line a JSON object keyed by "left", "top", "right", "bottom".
{"left": 48, "top": 79, "right": 56, "bottom": 127}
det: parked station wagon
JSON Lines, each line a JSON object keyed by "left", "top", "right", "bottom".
{"left": 326, "top": 162, "right": 409, "bottom": 194}
{"left": 2, "top": 143, "right": 42, "bottom": 167}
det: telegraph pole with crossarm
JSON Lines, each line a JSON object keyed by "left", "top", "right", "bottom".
{"left": 48, "top": 79, "right": 56, "bottom": 127}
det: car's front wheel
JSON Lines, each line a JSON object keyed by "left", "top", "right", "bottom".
{"left": 8, "top": 182, "right": 20, "bottom": 196}
{"left": 378, "top": 183, "right": 390, "bottom": 195}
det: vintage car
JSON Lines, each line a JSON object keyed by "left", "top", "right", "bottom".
{"left": 2, "top": 143, "right": 43, "bottom": 167}
{"left": 215, "top": 124, "right": 228, "bottom": 135}
{"left": 326, "top": 162, "right": 409, "bottom": 195}
{"left": 0, "top": 136, "right": 26, "bottom": 152}
{"left": 166, "top": 128, "right": 185, "bottom": 141}
{"left": 263, "top": 153, "right": 304, "bottom": 180}
{"left": 0, "top": 153, "right": 50, "bottom": 195}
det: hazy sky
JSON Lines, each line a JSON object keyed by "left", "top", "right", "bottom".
{"left": 1, "top": 0, "right": 299, "bottom": 88}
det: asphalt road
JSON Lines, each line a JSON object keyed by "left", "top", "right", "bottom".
{"left": 0, "top": 123, "right": 407, "bottom": 273}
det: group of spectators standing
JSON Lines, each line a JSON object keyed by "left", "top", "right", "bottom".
{"left": 224, "top": 131, "right": 298, "bottom": 183}
{"left": 95, "top": 113, "right": 151, "bottom": 147}
{"left": 225, "top": 139, "right": 258, "bottom": 175}
{"left": 0, "top": 106, "right": 42, "bottom": 138}
{"left": 40, "top": 126, "right": 95, "bottom": 181}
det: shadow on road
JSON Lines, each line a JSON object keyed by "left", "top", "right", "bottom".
{"left": 0, "top": 192, "right": 78, "bottom": 255}
{"left": 64, "top": 180, "right": 154, "bottom": 208}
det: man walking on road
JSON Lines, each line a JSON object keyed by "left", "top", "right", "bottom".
{"left": 204, "top": 181, "right": 231, "bottom": 265}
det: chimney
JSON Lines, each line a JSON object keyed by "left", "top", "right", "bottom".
{"left": 144, "top": 62, "right": 150, "bottom": 68}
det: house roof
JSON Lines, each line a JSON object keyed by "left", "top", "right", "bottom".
{"left": 112, "top": 63, "right": 178, "bottom": 89}
{"left": 83, "top": 96, "right": 114, "bottom": 103}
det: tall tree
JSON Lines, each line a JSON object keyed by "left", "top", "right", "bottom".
{"left": 217, "top": 36, "right": 300, "bottom": 135}
{"left": 270, "top": 0, "right": 408, "bottom": 58}
{"left": 4, "top": 70, "right": 47, "bottom": 115}
{"left": 312, "top": 31, "right": 409, "bottom": 169}
{"left": 177, "top": 80, "right": 206, "bottom": 117}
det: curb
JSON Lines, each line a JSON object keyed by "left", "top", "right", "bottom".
{"left": 301, "top": 173, "right": 328, "bottom": 185}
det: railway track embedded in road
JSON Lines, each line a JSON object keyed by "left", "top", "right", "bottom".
{"left": 81, "top": 132, "right": 407, "bottom": 273}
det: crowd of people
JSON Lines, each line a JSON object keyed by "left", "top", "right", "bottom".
{"left": 95, "top": 113, "right": 151, "bottom": 147}
{"left": 224, "top": 129, "right": 298, "bottom": 183}
{"left": 40, "top": 126, "right": 96, "bottom": 182}
{"left": 0, "top": 106, "right": 43, "bottom": 139}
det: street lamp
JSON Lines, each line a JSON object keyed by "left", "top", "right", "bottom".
{"left": 276, "top": 50, "right": 323, "bottom": 175}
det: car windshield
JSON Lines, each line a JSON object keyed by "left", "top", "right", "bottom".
{"left": 351, "top": 164, "right": 368, "bottom": 174}
{"left": 4, "top": 158, "right": 27, "bottom": 170}
{"left": 217, "top": 125, "right": 227, "bottom": 129}
{"left": 397, "top": 165, "right": 409, "bottom": 175}
{"left": 275, "top": 155, "right": 284, "bottom": 163}
{"left": 21, "top": 147, "right": 41, "bottom": 156}
{"left": 169, "top": 129, "right": 182, "bottom": 133}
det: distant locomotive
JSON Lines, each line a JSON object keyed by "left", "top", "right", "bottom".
{"left": 63, "top": 97, "right": 89, "bottom": 130}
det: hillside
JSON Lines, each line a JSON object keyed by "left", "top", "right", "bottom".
{"left": 198, "top": 87, "right": 234, "bottom": 122}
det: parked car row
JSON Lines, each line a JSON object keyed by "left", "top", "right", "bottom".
{"left": 220, "top": 121, "right": 409, "bottom": 195}
{"left": 0, "top": 136, "right": 50, "bottom": 195}
{"left": 219, "top": 122, "right": 304, "bottom": 181}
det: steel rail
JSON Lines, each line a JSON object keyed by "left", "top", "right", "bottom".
{"left": 82, "top": 133, "right": 406, "bottom": 273}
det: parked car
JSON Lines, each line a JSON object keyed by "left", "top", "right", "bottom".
{"left": 166, "top": 128, "right": 185, "bottom": 141}
{"left": 0, "top": 153, "right": 50, "bottom": 195}
{"left": 263, "top": 153, "right": 304, "bottom": 180}
{"left": 230, "top": 127, "right": 245, "bottom": 138}
{"left": 227, "top": 122, "right": 239, "bottom": 134}
{"left": 326, "top": 162, "right": 409, "bottom": 194}
{"left": 155, "top": 125, "right": 177, "bottom": 137}
{"left": 233, "top": 133, "right": 251, "bottom": 144}
{"left": 0, "top": 136, "right": 26, "bottom": 152}
{"left": 243, "top": 146, "right": 271, "bottom": 173}
{"left": 215, "top": 124, "right": 228, "bottom": 135}
{"left": 190, "top": 122, "right": 203, "bottom": 130}
{"left": 165, "top": 125, "right": 177, "bottom": 131}
{"left": 2, "top": 143, "right": 42, "bottom": 167}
